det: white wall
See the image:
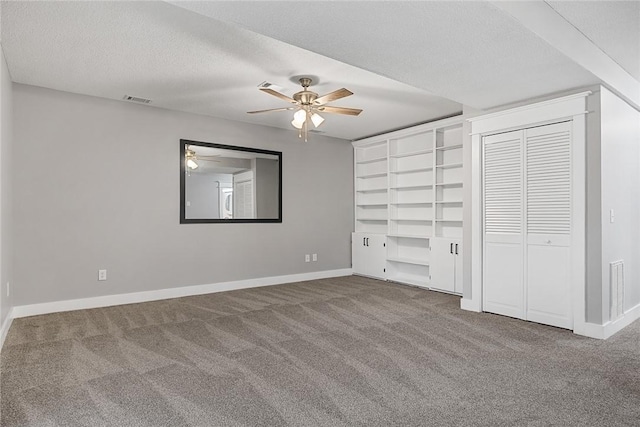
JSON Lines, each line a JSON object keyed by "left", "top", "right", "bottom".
{"left": 0, "top": 45, "right": 13, "bottom": 334}
{"left": 12, "top": 84, "right": 353, "bottom": 306}
{"left": 600, "top": 86, "right": 640, "bottom": 321}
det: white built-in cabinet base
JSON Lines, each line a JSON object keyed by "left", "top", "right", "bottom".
{"left": 352, "top": 232, "right": 387, "bottom": 280}
{"left": 352, "top": 116, "right": 465, "bottom": 296}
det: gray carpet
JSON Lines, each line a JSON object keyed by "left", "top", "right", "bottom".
{"left": 1, "top": 276, "right": 639, "bottom": 426}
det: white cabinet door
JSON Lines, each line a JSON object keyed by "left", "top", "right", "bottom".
{"left": 352, "top": 232, "right": 386, "bottom": 280}
{"left": 352, "top": 233, "right": 369, "bottom": 276}
{"left": 454, "top": 240, "right": 463, "bottom": 294}
{"left": 430, "top": 238, "right": 455, "bottom": 292}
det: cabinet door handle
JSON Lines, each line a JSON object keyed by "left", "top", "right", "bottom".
{"left": 455, "top": 243, "right": 458, "bottom": 255}
{"left": 363, "top": 237, "right": 366, "bottom": 246}
{"left": 450, "top": 243, "right": 453, "bottom": 254}
{"left": 366, "top": 238, "right": 369, "bottom": 246}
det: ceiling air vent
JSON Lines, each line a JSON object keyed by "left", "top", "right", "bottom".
{"left": 122, "top": 95, "right": 152, "bottom": 104}
{"left": 258, "top": 81, "right": 284, "bottom": 92}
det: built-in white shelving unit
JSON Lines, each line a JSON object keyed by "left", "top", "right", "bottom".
{"left": 354, "top": 140, "right": 388, "bottom": 234}
{"left": 352, "top": 116, "right": 464, "bottom": 293}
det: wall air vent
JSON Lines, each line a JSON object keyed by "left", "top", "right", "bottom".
{"left": 122, "top": 95, "right": 152, "bottom": 104}
{"left": 610, "top": 260, "right": 625, "bottom": 321}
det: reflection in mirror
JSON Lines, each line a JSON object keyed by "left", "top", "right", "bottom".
{"left": 180, "top": 140, "right": 282, "bottom": 223}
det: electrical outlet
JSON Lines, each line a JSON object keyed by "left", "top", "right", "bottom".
{"left": 98, "top": 269, "right": 107, "bottom": 281}
{"left": 312, "top": 253, "right": 318, "bottom": 262}
{"left": 305, "top": 254, "right": 310, "bottom": 263}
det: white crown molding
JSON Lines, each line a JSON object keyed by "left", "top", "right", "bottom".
{"left": 468, "top": 91, "right": 592, "bottom": 135}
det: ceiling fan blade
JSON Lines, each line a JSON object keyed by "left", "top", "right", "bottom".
{"left": 247, "top": 107, "right": 296, "bottom": 114}
{"left": 314, "top": 88, "right": 353, "bottom": 105}
{"left": 259, "top": 88, "right": 297, "bottom": 104}
{"left": 318, "top": 105, "right": 362, "bottom": 116}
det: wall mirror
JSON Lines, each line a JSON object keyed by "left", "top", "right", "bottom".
{"left": 180, "top": 139, "right": 282, "bottom": 223}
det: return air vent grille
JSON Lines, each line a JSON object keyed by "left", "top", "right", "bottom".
{"left": 122, "top": 95, "right": 152, "bottom": 104}
{"left": 610, "top": 260, "right": 624, "bottom": 321}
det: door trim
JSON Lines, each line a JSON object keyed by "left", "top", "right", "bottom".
{"left": 465, "top": 91, "right": 590, "bottom": 336}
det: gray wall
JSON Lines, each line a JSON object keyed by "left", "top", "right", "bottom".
{"left": 255, "top": 158, "right": 279, "bottom": 219}
{"left": 0, "top": 46, "right": 13, "bottom": 328}
{"left": 185, "top": 172, "right": 232, "bottom": 219}
{"left": 585, "top": 89, "right": 603, "bottom": 324}
{"left": 599, "top": 86, "right": 640, "bottom": 320}
{"left": 13, "top": 84, "right": 354, "bottom": 306}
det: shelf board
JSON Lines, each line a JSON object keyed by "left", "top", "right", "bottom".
{"left": 387, "top": 276, "right": 430, "bottom": 288}
{"left": 436, "top": 162, "right": 463, "bottom": 170}
{"left": 390, "top": 218, "right": 433, "bottom": 222}
{"left": 356, "top": 203, "right": 388, "bottom": 207}
{"left": 387, "top": 234, "right": 430, "bottom": 239}
{"left": 389, "top": 167, "right": 433, "bottom": 174}
{"left": 356, "top": 156, "right": 387, "bottom": 165}
{"left": 390, "top": 184, "right": 433, "bottom": 190}
{"left": 357, "top": 218, "right": 388, "bottom": 222}
{"left": 435, "top": 200, "right": 463, "bottom": 204}
{"left": 435, "top": 182, "right": 463, "bottom": 188}
{"left": 387, "top": 257, "right": 429, "bottom": 266}
{"left": 435, "top": 219, "right": 463, "bottom": 223}
{"left": 435, "top": 144, "right": 463, "bottom": 151}
{"left": 357, "top": 172, "right": 387, "bottom": 179}
{"left": 390, "top": 202, "right": 433, "bottom": 206}
{"left": 356, "top": 188, "right": 388, "bottom": 193}
{"left": 389, "top": 148, "right": 433, "bottom": 158}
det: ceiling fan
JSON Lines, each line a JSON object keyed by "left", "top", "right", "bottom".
{"left": 248, "top": 77, "right": 362, "bottom": 142}
{"left": 185, "top": 146, "right": 220, "bottom": 170}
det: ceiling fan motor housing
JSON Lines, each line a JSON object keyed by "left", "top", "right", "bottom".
{"left": 293, "top": 90, "right": 318, "bottom": 106}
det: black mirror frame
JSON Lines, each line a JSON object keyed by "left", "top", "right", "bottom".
{"left": 180, "top": 139, "right": 283, "bottom": 224}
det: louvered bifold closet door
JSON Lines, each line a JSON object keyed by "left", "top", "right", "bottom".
{"left": 525, "top": 121, "right": 572, "bottom": 329}
{"left": 482, "top": 130, "right": 525, "bottom": 320}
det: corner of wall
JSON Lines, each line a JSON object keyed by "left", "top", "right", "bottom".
{"left": 0, "top": 42, "right": 14, "bottom": 351}
{"left": 585, "top": 88, "right": 603, "bottom": 325}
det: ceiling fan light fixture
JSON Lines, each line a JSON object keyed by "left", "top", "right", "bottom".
{"left": 310, "top": 112, "right": 324, "bottom": 128}
{"left": 186, "top": 158, "right": 198, "bottom": 169}
{"left": 291, "top": 109, "right": 307, "bottom": 129}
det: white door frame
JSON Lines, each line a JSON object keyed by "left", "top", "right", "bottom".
{"left": 463, "top": 91, "right": 590, "bottom": 334}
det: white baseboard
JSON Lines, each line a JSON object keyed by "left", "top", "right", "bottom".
{"left": 0, "top": 307, "right": 14, "bottom": 351}
{"left": 11, "top": 268, "right": 354, "bottom": 319}
{"left": 460, "top": 297, "right": 481, "bottom": 312}
{"left": 573, "top": 302, "right": 640, "bottom": 339}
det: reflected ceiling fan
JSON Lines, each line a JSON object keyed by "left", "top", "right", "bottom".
{"left": 185, "top": 146, "right": 220, "bottom": 170}
{"left": 248, "top": 77, "right": 362, "bottom": 142}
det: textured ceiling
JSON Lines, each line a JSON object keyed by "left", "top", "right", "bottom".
{"left": 0, "top": 1, "right": 461, "bottom": 141}
{"left": 1, "top": 1, "right": 638, "bottom": 142}
{"left": 172, "top": 1, "right": 602, "bottom": 109}
{"left": 547, "top": 0, "right": 640, "bottom": 81}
